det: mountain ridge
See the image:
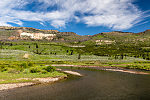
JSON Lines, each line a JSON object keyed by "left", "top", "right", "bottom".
{"left": 1, "top": 26, "right": 150, "bottom": 36}
{"left": 0, "top": 26, "right": 150, "bottom": 45}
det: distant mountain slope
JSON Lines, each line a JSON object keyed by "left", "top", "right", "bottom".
{"left": 0, "top": 26, "right": 59, "bottom": 33}
{"left": 137, "top": 29, "right": 150, "bottom": 36}
{"left": 0, "top": 26, "right": 91, "bottom": 42}
{"left": 0, "top": 26, "right": 150, "bottom": 45}
{"left": 55, "top": 32, "right": 91, "bottom": 43}
{"left": 0, "top": 26, "right": 59, "bottom": 40}
{"left": 81, "top": 30, "right": 150, "bottom": 46}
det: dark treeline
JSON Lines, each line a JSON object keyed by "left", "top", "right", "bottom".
{"left": 79, "top": 43, "right": 150, "bottom": 60}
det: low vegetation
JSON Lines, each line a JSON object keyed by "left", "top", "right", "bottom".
{"left": 0, "top": 27, "right": 150, "bottom": 84}
{"left": 0, "top": 61, "right": 66, "bottom": 84}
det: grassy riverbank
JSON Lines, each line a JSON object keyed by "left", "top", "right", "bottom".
{"left": 0, "top": 71, "right": 66, "bottom": 84}
{"left": 0, "top": 59, "right": 149, "bottom": 84}
{"left": 0, "top": 61, "right": 66, "bottom": 84}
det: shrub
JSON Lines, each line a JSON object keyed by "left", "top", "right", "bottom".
{"left": 20, "top": 63, "right": 28, "bottom": 68}
{"left": 8, "top": 65, "right": 16, "bottom": 68}
{"left": 0, "top": 67, "right": 8, "bottom": 72}
{"left": 126, "top": 64, "right": 150, "bottom": 70}
{"left": 43, "top": 66, "right": 56, "bottom": 72}
{"left": 28, "top": 62, "right": 34, "bottom": 67}
{"left": 0, "top": 65, "right": 8, "bottom": 72}
{"left": 23, "top": 69, "right": 30, "bottom": 74}
{"left": 30, "top": 67, "right": 41, "bottom": 73}
{"left": 40, "top": 70, "right": 48, "bottom": 74}
{"left": 7, "top": 68, "right": 19, "bottom": 73}
{"left": 29, "top": 66, "right": 56, "bottom": 74}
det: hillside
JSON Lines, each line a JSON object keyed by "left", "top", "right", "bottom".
{"left": 0, "top": 26, "right": 91, "bottom": 43}
{"left": 81, "top": 30, "right": 150, "bottom": 46}
{"left": 1, "top": 26, "right": 150, "bottom": 46}
{"left": 1, "top": 27, "right": 150, "bottom": 70}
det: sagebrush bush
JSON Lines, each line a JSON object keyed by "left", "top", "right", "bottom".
{"left": 126, "top": 64, "right": 150, "bottom": 70}
{"left": 0, "top": 65, "right": 8, "bottom": 72}
{"left": 20, "top": 63, "right": 28, "bottom": 68}
{"left": 29, "top": 67, "right": 41, "bottom": 73}
{"left": 23, "top": 69, "right": 30, "bottom": 74}
{"left": 7, "top": 68, "right": 19, "bottom": 73}
{"left": 29, "top": 66, "right": 56, "bottom": 73}
{"left": 28, "top": 62, "right": 34, "bottom": 67}
{"left": 40, "top": 70, "right": 48, "bottom": 74}
{"left": 43, "top": 66, "right": 56, "bottom": 72}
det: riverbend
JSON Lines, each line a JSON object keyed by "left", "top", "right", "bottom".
{"left": 0, "top": 68, "right": 150, "bottom": 100}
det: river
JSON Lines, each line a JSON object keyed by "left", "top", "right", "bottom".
{"left": 0, "top": 69, "right": 150, "bottom": 100}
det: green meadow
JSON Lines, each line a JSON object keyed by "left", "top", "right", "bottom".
{"left": 1, "top": 32, "right": 150, "bottom": 84}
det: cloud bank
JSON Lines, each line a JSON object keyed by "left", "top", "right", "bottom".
{"left": 0, "top": 0, "right": 144, "bottom": 30}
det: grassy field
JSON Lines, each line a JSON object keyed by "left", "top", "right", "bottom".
{"left": 0, "top": 49, "right": 146, "bottom": 61}
{"left": 0, "top": 49, "right": 149, "bottom": 70}
{"left": 0, "top": 41, "right": 150, "bottom": 84}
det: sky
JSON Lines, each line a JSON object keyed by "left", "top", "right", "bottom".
{"left": 0, "top": 0, "right": 150, "bottom": 35}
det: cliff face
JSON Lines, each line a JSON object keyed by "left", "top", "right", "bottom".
{"left": 19, "top": 32, "right": 56, "bottom": 40}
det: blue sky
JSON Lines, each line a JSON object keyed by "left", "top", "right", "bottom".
{"left": 0, "top": 0, "right": 150, "bottom": 35}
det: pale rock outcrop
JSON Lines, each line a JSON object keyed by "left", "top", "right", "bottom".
{"left": 20, "top": 32, "right": 56, "bottom": 40}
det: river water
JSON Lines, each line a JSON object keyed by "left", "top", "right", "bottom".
{"left": 0, "top": 69, "right": 150, "bottom": 100}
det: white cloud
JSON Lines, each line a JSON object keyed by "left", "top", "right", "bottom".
{"left": 51, "top": 20, "right": 66, "bottom": 28}
{"left": 0, "top": 0, "right": 145, "bottom": 30}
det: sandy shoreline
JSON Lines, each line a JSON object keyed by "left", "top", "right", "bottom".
{"left": 0, "top": 76, "right": 66, "bottom": 91}
{"left": 0, "top": 69, "right": 83, "bottom": 91}
{"left": 56, "top": 68, "right": 83, "bottom": 76}
{"left": 0, "top": 83, "right": 35, "bottom": 91}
